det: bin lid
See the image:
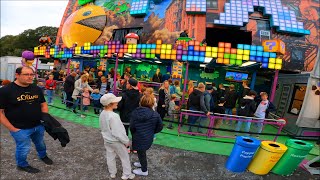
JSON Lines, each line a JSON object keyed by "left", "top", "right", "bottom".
{"left": 261, "top": 141, "right": 288, "bottom": 153}
{"left": 286, "top": 139, "right": 314, "bottom": 151}
{"left": 235, "top": 136, "right": 261, "bottom": 148}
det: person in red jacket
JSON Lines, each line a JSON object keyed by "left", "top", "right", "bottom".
{"left": 45, "top": 74, "right": 56, "bottom": 105}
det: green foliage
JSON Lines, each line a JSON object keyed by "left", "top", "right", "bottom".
{"left": 0, "top": 26, "right": 58, "bottom": 57}
{"left": 200, "top": 71, "right": 220, "bottom": 80}
{"left": 78, "top": 0, "right": 94, "bottom": 6}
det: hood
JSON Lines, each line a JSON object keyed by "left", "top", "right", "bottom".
{"left": 132, "top": 107, "right": 155, "bottom": 122}
{"left": 125, "top": 89, "right": 140, "bottom": 98}
{"left": 191, "top": 88, "right": 203, "bottom": 96}
{"left": 240, "top": 95, "right": 254, "bottom": 106}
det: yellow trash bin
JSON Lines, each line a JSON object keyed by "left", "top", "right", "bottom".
{"left": 248, "top": 141, "right": 287, "bottom": 175}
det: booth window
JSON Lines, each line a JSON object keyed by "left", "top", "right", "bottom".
{"left": 111, "top": 27, "right": 143, "bottom": 44}
{"left": 207, "top": 0, "right": 218, "bottom": 9}
{"left": 288, "top": 84, "right": 307, "bottom": 115}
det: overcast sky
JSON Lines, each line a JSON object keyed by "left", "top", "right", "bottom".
{"left": 1, "top": 0, "right": 69, "bottom": 37}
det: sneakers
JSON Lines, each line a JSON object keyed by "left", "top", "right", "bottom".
{"left": 110, "top": 174, "right": 116, "bottom": 179}
{"left": 167, "top": 126, "right": 173, "bottom": 130}
{"left": 17, "top": 166, "right": 40, "bottom": 173}
{"left": 121, "top": 173, "right": 135, "bottom": 180}
{"left": 40, "top": 155, "right": 53, "bottom": 165}
{"left": 133, "top": 162, "right": 141, "bottom": 168}
{"left": 133, "top": 168, "right": 148, "bottom": 176}
{"left": 80, "top": 114, "right": 86, "bottom": 118}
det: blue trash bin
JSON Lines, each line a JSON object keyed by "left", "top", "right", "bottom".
{"left": 225, "top": 136, "right": 261, "bottom": 172}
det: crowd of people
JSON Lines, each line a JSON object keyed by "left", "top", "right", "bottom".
{"left": 0, "top": 65, "right": 277, "bottom": 179}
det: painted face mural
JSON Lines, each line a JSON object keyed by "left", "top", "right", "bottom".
{"left": 21, "top": 50, "right": 35, "bottom": 67}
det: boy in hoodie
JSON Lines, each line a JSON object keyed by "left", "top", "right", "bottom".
{"left": 235, "top": 90, "right": 257, "bottom": 134}
{"left": 118, "top": 78, "right": 140, "bottom": 153}
{"left": 188, "top": 83, "right": 210, "bottom": 132}
{"left": 99, "top": 93, "right": 135, "bottom": 180}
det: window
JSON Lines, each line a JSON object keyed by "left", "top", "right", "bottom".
{"left": 111, "top": 27, "right": 143, "bottom": 44}
{"left": 288, "top": 84, "right": 307, "bottom": 115}
{"left": 207, "top": 0, "right": 218, "bottom": 9}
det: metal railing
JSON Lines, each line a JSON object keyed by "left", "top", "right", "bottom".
{"left": 178, "top": 109, "right": 286, "bottom": 141}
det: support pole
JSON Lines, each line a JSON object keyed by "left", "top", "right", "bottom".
{"left": 67, "top": 59, "right": 71, "bottom": 75}
{"left": 250, "top": 71, "right": 257, "bottom": 90}
{"left": 113, "top": 55, "right": 119, "bottom": 95}
{"left": 270, "top": 70, "right": 279, "bottom": 102}
{"left": 35, "top": 57, "right": 39, "bottom": 80}
{"left": 181, "top": 62, "right": 189, "bottom": 106}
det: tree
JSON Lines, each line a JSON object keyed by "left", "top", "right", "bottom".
{"left": 0, "top": 26, "right": 58, "bottom": 57}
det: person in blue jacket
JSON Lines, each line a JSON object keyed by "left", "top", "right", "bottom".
{"left": 130, "top": 95, "right": 163, "bottom": 177}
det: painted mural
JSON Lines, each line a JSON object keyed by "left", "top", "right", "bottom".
{"left": 56, "top": 0, "right": 319, "bottom": 72}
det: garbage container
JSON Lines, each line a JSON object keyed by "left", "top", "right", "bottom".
{"left": 272, "top": 139, "right": 314, "bottom": 176}
{"left": 248, "top": 141, "right": 287, "bottom": 175}
{"left": 225, "top": 136, "right": 261, "bottom": 172}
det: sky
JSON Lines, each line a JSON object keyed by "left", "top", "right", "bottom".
{"left": 1, "top": 0, "right": 69, "bottom": 37}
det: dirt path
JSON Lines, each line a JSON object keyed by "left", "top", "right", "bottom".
{"left": 0, "top": 118, "right": 316, "bottom": 180}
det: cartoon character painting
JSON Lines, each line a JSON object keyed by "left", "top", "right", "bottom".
{"left": 21, "top": 50, "right": 35, "bottom": 68}
{"left": 125, "top": 33, "right": 139, "bottom": 44}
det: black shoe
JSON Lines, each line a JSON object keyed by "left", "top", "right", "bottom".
{"left": 17, "top": 166, "right": 40, "bottom": 173}
{"left": 40, "top": 156, "right": 53, "bottom": 165}
{"left": 72, "top": 109, "right": 77, "bottom": 114}
{"left": 167, "top": 126, "right": 173, "bottom": 129}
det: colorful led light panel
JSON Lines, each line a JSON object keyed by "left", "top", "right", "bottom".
{"left": 213, "top": 0, "right": 310, "bottom": 35}
{"left": 130, "top": 0, "right": 149, "bottom": 16}
{"left": 186, "top": 0, "right": 206, "bottom": 14}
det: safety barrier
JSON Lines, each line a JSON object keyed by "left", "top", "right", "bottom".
{"left": 178, "top": 109, "right": 286, "bottom": 141}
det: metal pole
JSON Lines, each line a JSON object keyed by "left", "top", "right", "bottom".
{"left": 35, "top": 57, "right": 39, "bottom": 80}
{"left": 67, "top": 59, "right": 71, "bottom": 75}
{"left": 250, "top": 70, "right": 257, "bottom": 90}
{"left": 270, "top": 70, "right": 279, "bottom": 102}
{"left": 181, "top": 62, "right": 189, "bottom": 106}
{"left": 113, "top": 55, "right": 119, "bottom": 95}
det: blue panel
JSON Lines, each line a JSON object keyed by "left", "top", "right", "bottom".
{"left": 244, "top": 44, "right": 251, "bottom": 50}
{"left": 256, "top": 56, "right": 262, "bottom": 62}
{"left": 257, "top": 46, "right": 264, "bottom": 51}
{"left": 262, "top": 57, "right": 269, "bottom": 63}
{"left": 250, "top": 46, "right": 257, "bottom": 51}
{"left": 237, "top": 44, "right": 244, "bottom": 49}
{"left": 263, "top": 52, "right": 270, "bottom": 57}
{"left": 269, "top": 53, "right": 277, "bottom": 58}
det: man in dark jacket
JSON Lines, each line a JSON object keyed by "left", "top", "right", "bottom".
{"left": 224, "top": 84, "right": 238, "bottom": 115}
{"left": 118, "top": 78, "right": 140, "bottom": 135}
{"left": 217, "top": 84, "right": 226, "bottom": 100}
{"left": 235, "top": 90, "right": 257, "bottom": 133}
{"left": 63, "top": 72, "right": 77, "bottom": 108}
{"left": 95, "top": 71, "right": 104, "bottom": 89}
{"left": 51, "top": 68, "right": 60, "bottom": 81}
{"left": 188, "top": 83, "right": 210, "bottom": 132}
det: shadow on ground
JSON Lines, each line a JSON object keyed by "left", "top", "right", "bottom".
{"left": 0, "top": 118, "right": 317, "bottom": 180}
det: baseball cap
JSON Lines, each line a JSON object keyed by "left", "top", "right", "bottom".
{"left": 128, "top": 78, "right": 138, "bottom": 89}
{"left": 100, "top": 93, "right": 122, "bottom": 106}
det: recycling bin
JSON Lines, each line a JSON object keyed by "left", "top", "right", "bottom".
{"left": 248, "top": 141, "right": 287, "bottom": 175}
{"left": 225, "top": 136, "right": 261, "bottom": 172}
{"left": 272, "top": 139, "right": 314, "bottom": 176}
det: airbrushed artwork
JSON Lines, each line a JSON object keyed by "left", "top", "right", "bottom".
{"left": 54, "top": 0, "right": 318, "bottom": 72}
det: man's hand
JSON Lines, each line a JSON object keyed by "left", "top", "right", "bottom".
{"left": 10, "top": 127, "right": 20, "bottom": 132}
{"left": 125, "top": 141, "right": 131, "bottom": 147}
{"left": 206, "top": 112, "right": 211, "bottom": 117}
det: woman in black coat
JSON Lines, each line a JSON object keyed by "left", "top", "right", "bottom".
{"left": 130, "top": 95, "right": 163, "bottom": 176}
{"left": 157, "top": 81, "right": 170, "bottom": 120}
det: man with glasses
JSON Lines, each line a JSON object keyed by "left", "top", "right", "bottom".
{"left": 0, "top": 66, "right": 53, "bottom": 173}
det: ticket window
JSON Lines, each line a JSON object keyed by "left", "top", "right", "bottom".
{"left": 288, "top": 84, "right": 307, "bottom": 115}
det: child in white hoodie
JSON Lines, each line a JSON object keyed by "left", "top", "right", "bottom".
{"left": 99, "top": 93, "right": 135, "bottom": 180}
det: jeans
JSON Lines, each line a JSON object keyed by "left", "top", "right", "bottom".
{"left": 83, "top": 105, "right": 88, "bottom": 111}
{"left": 72, "top": 98, "right": 81, "bottom": 110}
{"left": 65, "top": 91, "right": 73, "bottom": 108}
{"left": 256, "top": 119, "right": 264, "bottom": 134}
{"left": 235, "top": 118, "right": 252, "bottom": 135}
{"left": 137, "top": 150, "right": 148, "bottom": 172}
{"left": 188, "top": 107, "right": 200, "bottom": 132}
{"left": 225, "top": 108, "right": 233, "bottom": 124}
{"left": 10, "top": 125, "right": 47, "bottom": 167}
{"left": 167, "top": 115, "right": 175, "bottom": 128}
{"left": 46, "top": 90, "right": 54, "bottom": 104}
{"left": 93, "top": 100, "right": 101, "bottom": 114}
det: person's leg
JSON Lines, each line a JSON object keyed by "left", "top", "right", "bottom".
{"left": 188, "top": 115, "right": 197, "bottom": 132}
{"left": 72, "top": 98, "right": 80, "bottom": 110}
{"left": 235, "top": 119, "right": 243, "bottom": 132}
{"left": 167, "top": 115, "right": 174, "bottom": 129}
{"left": 256, "top": 119, "right": 264, "bottom": 134}
{"left": 105, "top": 142, "right": 117, "bottom": 176}
{"left": 30, "top": 125, "right": 47, "bottom": 159}
{"left": 66, "top": 92, "right": 72, "bottom": 108}
{"left": 114, "top": 142, "right": 133, "bottom": 176}
{"left": 10, "top": 129, "right": 32, "bottom": 167}
{"left": 124, "top": 124, "right": 129, "bottom": 136}
{"left": 137, "top": 150, "right": 148, "bottom": 172}
{"left": 47, "top": 90, "right": 52, "bottom": 104}
{"left": 244, "top": 118, "right": 252, "bottom": 134}
{"left": 197, "top": 117, "right": 206, "bottom": 133}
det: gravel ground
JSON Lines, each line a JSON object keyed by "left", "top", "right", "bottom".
{"left": 0, "top": 118, "right": 317, "bottom": 180}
